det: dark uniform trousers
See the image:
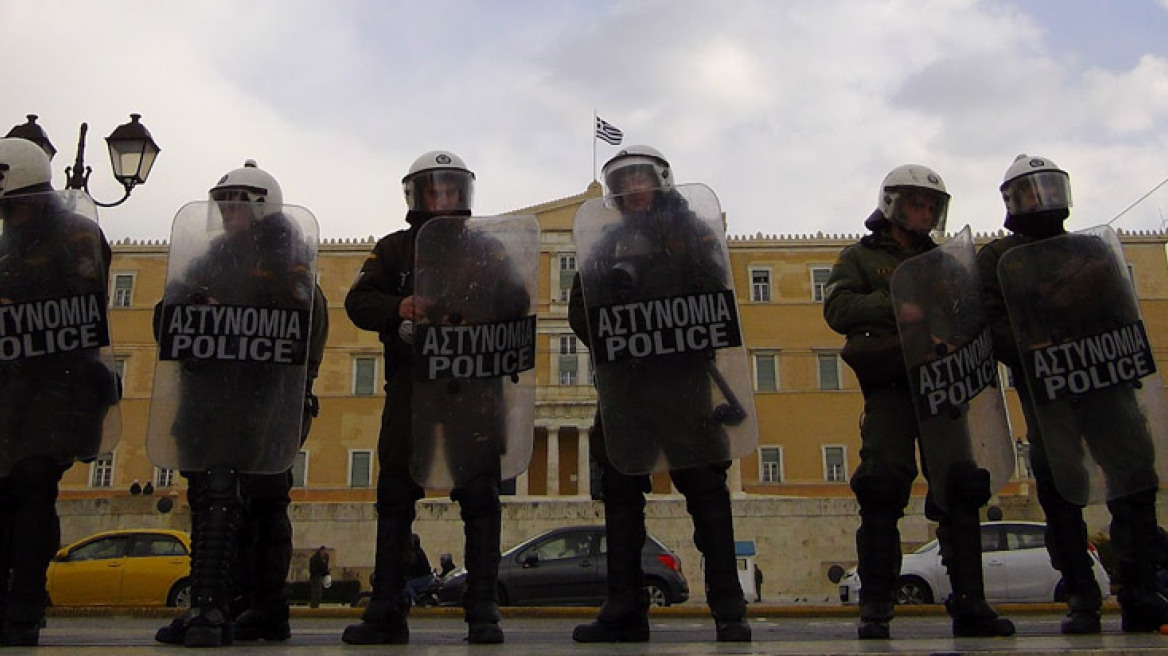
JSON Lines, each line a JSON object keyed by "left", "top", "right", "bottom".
{"left": 0, "top": 457, "right": 67, "bottom": 629}
{"left": 1016, "top": 375, "right": 1161, "bottom": 611}
{"left": 850, "top": 383, "right": 988, "bottom": 618}
{"left": 369, "top": 369, "right": 502, "bottom": 625}
{"left": 594, "top": 444, "right": 746, "bottom": 623}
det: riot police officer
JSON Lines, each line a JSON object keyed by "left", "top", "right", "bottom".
{"left": 824, "top": 164, "right": 1014, "bottom": 639}
{"left": 977, "top": 154, "right": 1168, "bottom": 634}
{"left": 343, "top": 151, "right": 512, "bottom": 645}
{"left": 568, "top": 146, "right": 751, "bottom": 643}
{"left": 0, "top": 137, "right": 118, "bottom": 647}
{"left": 152, "top": 161, "right": 324, "bottom": 647}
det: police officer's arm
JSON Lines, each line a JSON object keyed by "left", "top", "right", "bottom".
{"left": 689, "top": 224, "right": 731, "bottom": 292}
{"left": 568, "top": 272, "right": 591, "bottom": 348}
{"left": 975, "top": 242, "right": 1021, "bottom": 370}
{"left": 486, "top": 240, "right": 531, "bottom": 319}
{"left": 307, "top": 284, "right": 329, "bottom": 388}
{"left": 344, "top": 239, "right": 406, "bottom": 336}
{"left": 822, "top": 246, "right": 891, "bottom": 336}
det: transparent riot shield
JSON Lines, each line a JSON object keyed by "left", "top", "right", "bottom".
{"left": 999, "top": 225, "right": 1168, "bottom": 505}
{"left": 890, "top": 227, "right": 1014, "bottom": 510}
{"left": 147, "top": 201, "right": 319, "bottom": 474}
{"left": 411, "top": 214, "right": 538, "bottom": 489}
{"left": 0, "top": 191, "right": 120, "bottom": 477}
{"left": 574, "top": 183, "right": 758, "bottom": 475}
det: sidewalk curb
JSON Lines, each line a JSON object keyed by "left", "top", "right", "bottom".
{"left": 47, "top": 601, "right": 1118, "bottom": 620}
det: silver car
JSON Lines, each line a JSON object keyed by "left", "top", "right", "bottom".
{"left": 438, "top": 525, "right": 690, "bottom": 607}
{"left": 838, "top": 521, "right": 1111, "bottom": 605}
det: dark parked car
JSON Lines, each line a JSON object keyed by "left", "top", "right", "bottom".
{"left": 438, "top": 525, "right": 689, "bottom": 607}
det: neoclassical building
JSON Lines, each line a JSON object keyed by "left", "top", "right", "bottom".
{"left": 60, "top": 182, "right": 1168, "bottom": 509}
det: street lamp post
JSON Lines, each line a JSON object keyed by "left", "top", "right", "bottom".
{"left": 5, "top": 113, "right": 160, "bottom": 207}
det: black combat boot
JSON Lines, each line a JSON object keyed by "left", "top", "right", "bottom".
{"left": 1110, "top": 490, "right": 1168, "bottom": 632}
{"left": 155, "top": 473, "right": 205, "bottom": 646}
{"left": 456, "top": 474, "right": 505, "bottom": 644}
{"left": 0, "top": 602, "right": 42, "bottom": 647}
{"left": 854, "top": 514, "right": 900, "bottom": 639}
{"left": 0, "top": 458, "right": 64, "bottom": 647}
{"left": 232, "top": 604, "right": 290, "bottom": 642}
{"left": 183, "top": 469, "right": 241, "bottom": 648}
{"left": 342, "top": 597, "right": 410, "bottom": 645}
{"left": 574, "top": 466, "right": 650, "bottom": 643}
{"left": 574, "top": 592, "right": 651, "bottom": 643}
{"left": 938, "top": 510, "right": 1014, "bottom": 638}
{"left": 233, "top": 472, "right": 293, "bottom": 642}
{"left": 341, "top": 495, "right": 414, "bottom": 645}
{"left": 677, "top": 466, "right": 750, "bottom": 643}
{"left": 858, "top": 597, "right": 894, "bottom": 640}
{"left": 1060, "top": 573, "right": 1102, "bottom": 635}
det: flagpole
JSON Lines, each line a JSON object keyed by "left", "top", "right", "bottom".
{"left": 592, "top": 109, "right": 598, "bottom": 183}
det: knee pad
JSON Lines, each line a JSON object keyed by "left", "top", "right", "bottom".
{"left": 7, "top": 458, "right": 64, "bottom": 502}
{"left": 670, "top": 464, "right": 729, "bottom": 500}
{"left": 376, "top": 475, "right": 423, "bottom": 513}
{"left": 600, "top": 464, "right": 650, "bottom": 509}
{"left": 851, "top": 474, "right": 905, "bottom": 514}
{"left": 945, "top": 462, "right": 991, "bottom": 511}
{"left": 242, "top": 472, "right": 292, "bottom": 507}
{"left": 452, "top": 474, "right": 501, "bottom": 517}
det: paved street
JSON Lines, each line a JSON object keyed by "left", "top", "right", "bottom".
{"left": 18, "top": 608, "right": 1168, "bottom": 655}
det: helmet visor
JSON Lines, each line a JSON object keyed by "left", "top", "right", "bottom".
{"left": 1002, "top": 170, "right": 1072, "bottom": 215}
{"left": 211, "top": 188, "right": 254, "bottom": 203}
{"left": 890, "top": 187, "right": 949, "bottom": 233}
{"left": 407, "top": 170, "right": 474, "bottom": 213}
{"left": 606, "top": 164, "right": 664, "bottom": 196}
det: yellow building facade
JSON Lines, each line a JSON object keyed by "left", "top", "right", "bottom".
{"left": 60, "top": 183, "right": 1168, "bottom": 511}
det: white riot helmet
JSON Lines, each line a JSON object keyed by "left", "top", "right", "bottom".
{"left": 1000, "top": 154, "right": 1072, "bottom": 217}
{"left": 602, "top": 145, "right": 672, "bottom": 196}
{"left": 209, "top": 159, "right": 283, "bottom": 219}
{"left": 0, "top": 137, "right": 53, "bottom": 199}
{"left": 872, "top": 164, "right": 950, "bottom": 233}
{"left": 402, "top": 150, "right": 475, "bottom": 213}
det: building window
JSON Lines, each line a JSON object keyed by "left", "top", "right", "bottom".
{"left": 760, "top": 447, "right": 783, "bottom": 483}
{"left": 559, "top": 335, "right": 578, "bottom": 386}
{"left": 350, "top": 450, "right": 373, "bottom": 488}
{"left": 114, "top": 356, "right": 128, "bottom": 388}
{"left": 111, "top": 273, "right": 134, "bottom": 308}
{"left": 90, "top": 453, "right": 114, "bottom": 488}
{"left": 1001, "top": 364, "right": 1015, "bottom": 390}
{"left": 824, "top": 445, "right": 847, "bottom": 482}
{"left": 559, "top": 254, "right": 577, "bottom": 303}
{"left": 154, "top": 467, "right": 175, "bottom": 488}
{"left": 811, "top": 267, "right": 832, "bottom": 302}
{"left": 754, "top": 352, "right": 778, "bottom": 391}
{"left": 292, "top": 451, "right": 308, "bottom": 488}
{"left": 353, "top": 357, "right": 378, "bottom": 395}
{"left": 750, "top": 268, "right": 771, "bottom": 303}
{"left": 818, "top": 353, "right": 841, "bottom": 390}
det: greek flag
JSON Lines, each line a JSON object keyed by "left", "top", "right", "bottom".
{"left": 595, "top": 116, "right": 623, "bottom": 145}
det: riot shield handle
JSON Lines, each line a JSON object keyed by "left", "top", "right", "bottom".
{"left": 707, "top": 360, "right": 747, "bottom": 426}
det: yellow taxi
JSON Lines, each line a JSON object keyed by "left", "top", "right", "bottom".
{"left": 46, "top": 529, "right": 191, "bottom": 607}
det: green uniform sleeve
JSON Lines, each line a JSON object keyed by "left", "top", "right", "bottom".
{"left": 344, "top": 238, "right": 405, "bottom": 337}
{"left": 822, "top": 245, "right": 893, "bottom": 336}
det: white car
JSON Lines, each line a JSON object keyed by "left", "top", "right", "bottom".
{"left": 839, "top": 521, "right": 1110, "bottom": 605}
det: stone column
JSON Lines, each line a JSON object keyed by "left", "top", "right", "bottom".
{"left": 547, "top": 426, "right": 561, "bottom": 496}
{"left": 577, "top": 427, "right": 591, "bottom": 498}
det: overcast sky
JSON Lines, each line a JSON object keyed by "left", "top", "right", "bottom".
{"left": 4, "top": 0, "right": 1168, "bottom": 243}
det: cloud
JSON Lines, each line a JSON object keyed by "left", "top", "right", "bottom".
{"left": 2, "top": 0, "right": 1167, "bottom": 242}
